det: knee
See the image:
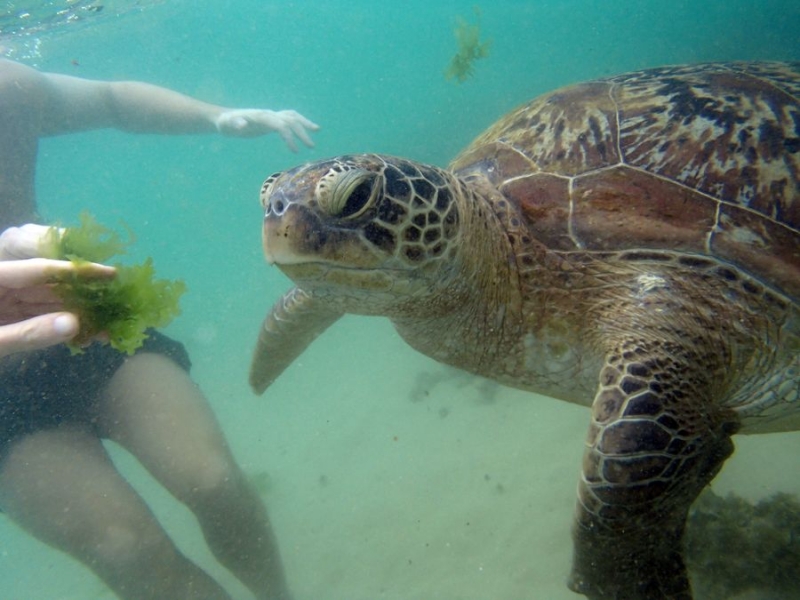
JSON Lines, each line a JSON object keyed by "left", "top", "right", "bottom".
{"left": 82, "top": 521, "right": 176, "bottom": 572}
{"left": 93, "top": 523, "right": 150, "bottom": 564}
{"left": 179, "top": 453, "right": 250, "bottom": 510}
{"left": 193, "top": 452, "right": 238, "bottom": 493}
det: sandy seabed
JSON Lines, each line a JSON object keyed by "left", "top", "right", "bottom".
{"left": 0, "top": 316, "right": 798, "bottom": 600}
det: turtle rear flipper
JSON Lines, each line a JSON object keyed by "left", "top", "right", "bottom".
{"left": 249, "top": 287, "right": 342, "bottom": 394}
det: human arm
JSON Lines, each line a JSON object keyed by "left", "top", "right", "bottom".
{"left": 0, "top": 225, "right": 115, "bottom": 357}
{"left": 3, "top": 59, "right": 320, "bottom": 151}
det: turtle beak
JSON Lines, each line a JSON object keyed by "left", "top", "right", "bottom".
{"left": 262, "top": 217, "right": 289, "bottom": 265}
{"left": 262, "top": 210, "right": 314, "bottom": 266}
{"left": 261, "top": 179, "right": 313, "bottom": 266}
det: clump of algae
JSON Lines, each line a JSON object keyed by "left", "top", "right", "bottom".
{"left": 39, "top": 212, "right": 186, "bottom": 354}
{"left": 445, "top": 6, "right": 492, "bottom": 83}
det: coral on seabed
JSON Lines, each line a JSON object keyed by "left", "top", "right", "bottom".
{"left": 686, "top": 488, "right": 800, "bottom": 600}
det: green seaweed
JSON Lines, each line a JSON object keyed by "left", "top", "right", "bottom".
{"left": 41, "top": 211, "right": 132, "bottom": 263}
{"left": 39, "top": 212, "right": 186, "bottom": 355}
{"left": 445, "top": 6, "right": 492, "bottom": 83}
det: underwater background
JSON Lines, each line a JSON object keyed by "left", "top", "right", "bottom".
{"left": 1, "top": 1, "right": 799, "bottom": 598}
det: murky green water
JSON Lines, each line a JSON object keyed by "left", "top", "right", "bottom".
{"left": 1, "top": 1, "right": 799, "bottom": 598}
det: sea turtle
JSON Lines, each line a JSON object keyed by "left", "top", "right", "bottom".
{"left": 249, "top": 62, "right": 800, "bottom": 599}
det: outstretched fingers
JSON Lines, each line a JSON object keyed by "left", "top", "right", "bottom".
{"left": 267, "top": 110, "right": 319, "bottom": 152}
{"left": 282, "top": 110, "right": 319, "bottom": 149}
{"left": 215, "top": 108, "right": 319, "bottom": 151}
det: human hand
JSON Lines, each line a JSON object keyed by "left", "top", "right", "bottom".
{"left": 0, "top": 225, "right": 115, "bottom": 357}
{"left": 0, "top": 258, "right": 115, "bottom": 357}
{"left": 214, "top": 108, "right": 320, "bottom": 151}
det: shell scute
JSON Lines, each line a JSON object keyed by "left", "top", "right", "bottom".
{"left": 455, "top": 81, "right": 620, "bottom": 179}
{"left": 571, "top": 166, "right": 717, "bottom": 253}
{"left": 714, "top": 202, "right": 800, "bottom": 298}
{"left": 451, "top": 61, "right": 800, "bottom": 301}
{"left": 509, "top": 174, "right": 573, "bottom": 251}
{"left": 613, "top": 64, "right": 800, "bottom": 230}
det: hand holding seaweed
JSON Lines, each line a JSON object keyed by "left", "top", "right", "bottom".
{"left": 39, "top": 213, "right": 187, "bottom": 354}
{"left": 445, "top": 6, "right": 492, "bottom": 83}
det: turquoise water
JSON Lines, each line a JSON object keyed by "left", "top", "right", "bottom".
{"left": 1, "top": 1, "right": 799, "bottom": 598}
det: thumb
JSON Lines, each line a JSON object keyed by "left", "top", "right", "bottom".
{"left": 0, "top": 313, "right": 79, "bottom": 358}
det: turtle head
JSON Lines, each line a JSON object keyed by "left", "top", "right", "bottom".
{"left": 260, "top": 154, "right": 463, "bottom": 315}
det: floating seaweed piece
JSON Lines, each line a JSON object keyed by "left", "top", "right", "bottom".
{"left": 445, "top": 6, "right": 492, "bottom": 84}
{"left": 40, "top": 212, "right": 187, "bottom": 354}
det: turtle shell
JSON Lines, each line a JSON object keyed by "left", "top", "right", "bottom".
{"left": 450, "top": 62, "right": 800, "bottom": 301}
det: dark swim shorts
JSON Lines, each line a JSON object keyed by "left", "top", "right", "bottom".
{"left": 0, "top": 331, "right": 191, "bottom": 458}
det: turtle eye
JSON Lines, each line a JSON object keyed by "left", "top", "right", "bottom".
{"left": 339, "top": 177, "right": 376, "bottom": 218}
{"left": 260, "top": 172, "right": 282, "bottom": 208}
{"left": 320, "top": 168, "right": 379, "bottom": 219}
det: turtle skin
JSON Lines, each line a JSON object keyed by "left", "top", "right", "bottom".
{"left": 250, "top": 62, "right": 800, "bottom": 599}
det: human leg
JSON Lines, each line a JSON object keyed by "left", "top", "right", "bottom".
{"left": 0, "top": 424, "right": 232, "bottom": 600}
{"left": 97, "top": 352, "right": 292, "bottom": 600}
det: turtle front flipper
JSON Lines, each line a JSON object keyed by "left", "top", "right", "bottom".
{"left": 568, "top": 342, "right": 740, "bottom": 600}
{"left": 249, "top": 286, "right": 342, "bottom": 394}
